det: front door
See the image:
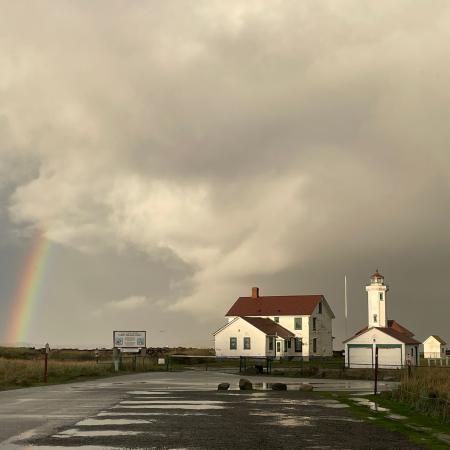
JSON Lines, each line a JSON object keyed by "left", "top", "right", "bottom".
{"left": 276, "top": 341, "right": 281, "bottom": 353}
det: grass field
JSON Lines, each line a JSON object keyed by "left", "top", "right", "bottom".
{"left": 0, "top": 346, "right": 213, "bottom": 390}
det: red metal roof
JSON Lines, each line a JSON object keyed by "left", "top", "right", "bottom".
{"left": 378, "top": 327, "right": 421, "bottom": 345}
{"left": 387, "top": 320, "right": 414, "bottom": 337}
{"left": 226, "top": 295, "right": 324, "bottom": 317}
{"left": 241, "top": 317, "right": 295, "bottom": 339}
{"left": 343, "top": 319, "right": 419, "bottom": 344}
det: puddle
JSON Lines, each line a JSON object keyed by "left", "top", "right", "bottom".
{"left": 434, "top": 433, "right": 450, "bottom": 445}
{"left": 54, "top": 429, "right": 144, "bottom": 437}
{"left": 387, "top": 414, "right": 407, "bottom": 420}
{"left": 120, "top": 400, "right": 223, "bottom": 405}
{"left": 4, "top": 447, "right": 120, "bottom": 450}
{"left": 352, "top": 398, "right": 389, "bottom": 412}
{"left": 127, "top": 391, "right": 172, "bottom": 395}
{"left": 276, "top": 417, "right": 312, "bottom": 427}
{"left": 250, "top": 411, "right": 313, "bottom": 427}
{"left": 98, "top": 411, "right": 210, "bottom": 416}
{"left": 76, "top": 418, "right": 152, "bottom": 426}
{"left": 114, "top": 404, "right": 225, "bottom": 410}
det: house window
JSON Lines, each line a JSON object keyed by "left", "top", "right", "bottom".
{"left": 274, "top": 317, "right": 279, "bottom": 323}
{"left": 229, "top": 337, "right": 237, "bottom": 350}
{"left": 268, "top": 337, "right": 274, "bottom": 351}
{"left": 379, "top": 293, "right": 383, "bottom": 300}
{"left": 243, "top": 337, "right": 251, "bottom": 350}
{"left": 313, "top": 318, "right": 317, "bottom": 331}
{"left": 287, "top": 339, "right": 291, "bottom": 349}
{"left": 313, "top": 338, "right": 317, "bottom": 353}
{"left": 294, "top": 317, "right": 302, "bottom": 330}
{"left": 373, "top": 314, "right": 378, "bottom": 323}
{"left": 318, "top": 302, "right": 322, "bottom": 314}
{"left": 294, "top": 338, "right": 302, "bottom": 352}
{"left": 276, "top": 341, "right": 281, "bottom": 352}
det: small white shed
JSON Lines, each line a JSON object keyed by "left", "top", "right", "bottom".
{"left": 423, "top": 335, "right": 447, "bottom": 359}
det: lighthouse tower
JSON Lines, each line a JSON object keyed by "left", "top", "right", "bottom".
{"left": 366, "top": 270, "right": 388, "bottom": 328}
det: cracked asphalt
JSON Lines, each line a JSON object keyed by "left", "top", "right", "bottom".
{"left": 0, "top": 371, "right": 423, "bottom": 449}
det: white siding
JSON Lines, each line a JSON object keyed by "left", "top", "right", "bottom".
{"left": 423, "top": 337, "right": 446, "bottom": 358}
{"left": 214, "top": 318, "right": 268, "bottom": 357}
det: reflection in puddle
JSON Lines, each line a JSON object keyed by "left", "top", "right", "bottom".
{"left": 76, "top": 418, "right": 152, "bottom": 426}
{"left": 54, "top": 429, "right": 144, "bottom": 437}
{"left": 352, "top": 398, "right": 389, "bottom": 412}
{"left": 127, "top": 391, "right": 172, "bottom": 395}
{"left": 98, "top": 411, "right": 210, "bottom": 416}
{"left": 120, "top": 400, "right": 223, "bottom": 405}
{"left": 114, "top": 404, "right": 225, "bottom": 410}
{"left": 387, "top": 414, "right": 407, "bottom": 420}
{"left": 7, "top": 447, "right": 119, "bottom": 450}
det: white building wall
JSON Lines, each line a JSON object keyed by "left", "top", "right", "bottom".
{"left": 309, "top": 303, "right": 333, "bottom": 357}
{"left": 214, "top": 318, "right": 267, "bottom": 357}
{"left": 366, "top": 284, "right": 388, "bottom": 328}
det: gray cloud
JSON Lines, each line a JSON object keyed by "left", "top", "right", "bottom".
{"left": 0, "top": 1, "right": 449, "bottom": 347}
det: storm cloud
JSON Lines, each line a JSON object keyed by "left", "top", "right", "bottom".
{"left": 0, "top": 1, "right": 449, "bottom": 347}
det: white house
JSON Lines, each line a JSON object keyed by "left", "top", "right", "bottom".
{"left": 214, "top": 287, "right": 334, "bottom": 359}
{"left": 344, "top": 271, "right": 420, "bottom": 368}
{"left": 423, "top": 335, "right": 447, "bottom": 359}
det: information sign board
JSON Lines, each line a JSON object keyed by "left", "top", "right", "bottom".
{"left": 113, "top": 331, "right": 146, "bottom": 350}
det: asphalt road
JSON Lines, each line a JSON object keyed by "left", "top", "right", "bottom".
{"left": 0, "top": 371, "right": 422, "bottom": 449}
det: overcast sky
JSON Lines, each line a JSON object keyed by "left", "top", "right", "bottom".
{"left": 1, "top": 1, "right": 449, "bottom": 349}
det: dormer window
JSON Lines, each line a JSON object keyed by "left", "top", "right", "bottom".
{"left": 318, "top": 302, "right": 322, "bottom": 314}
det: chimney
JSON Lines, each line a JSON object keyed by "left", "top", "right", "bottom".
{"left": 251, "top": 287, "right": 259, "bottom": 299}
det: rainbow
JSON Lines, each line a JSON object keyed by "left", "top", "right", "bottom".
{"left": 7, "top": 231, "right": 51, "bottom": 345}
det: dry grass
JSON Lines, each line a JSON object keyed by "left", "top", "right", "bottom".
{"left": 0, "top": 357, "right": 115, "bottom": 389}
{"left": 391, "top": 367, "right": 450, "bottom": 421}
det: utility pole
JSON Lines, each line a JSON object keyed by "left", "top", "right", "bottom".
{"left": 344, "top": 275, "right": 348, "bottom": 339}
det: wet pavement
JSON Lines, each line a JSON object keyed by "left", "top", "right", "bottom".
{"left": 0, "top": 371, "right": 422, "bottom": 449}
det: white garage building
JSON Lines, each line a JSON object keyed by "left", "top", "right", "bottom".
{"left": 344, "top": 271, "right": 420, "bottom": 368}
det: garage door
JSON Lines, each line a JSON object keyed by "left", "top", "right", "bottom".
{"left": 348, "top": 345, "right": 372, "bottom": 368}
{"left": 377, "top": 346, "right": 402, "bottom": 368}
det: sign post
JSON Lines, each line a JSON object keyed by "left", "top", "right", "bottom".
{"left": 44, "top": 343, "right": 50, "bottom": 383}
{"left": 373, "top": 346, "right": 379, "bottom": 396}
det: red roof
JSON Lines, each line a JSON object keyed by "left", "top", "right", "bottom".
{"left": 226, "top": 295, "right": 325, "bottom": 317}
{"left": 343, "top": 319, "right": 419, "bottom": 344}
{"left": 241, "top": 317, "right": 295, "bottom": 339}
{"left": 378, "top": 327, "right": 421, "bottom": 345}
{"left": 387, "top": 320, "right": 414, "bottom": 337}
